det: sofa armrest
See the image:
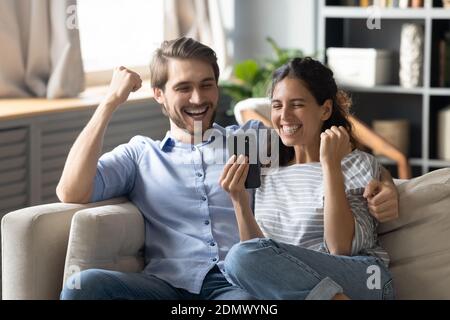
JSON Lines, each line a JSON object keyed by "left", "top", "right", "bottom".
{"left": 63, "top": 202, "right": 145, "bottom": 288}
{"left": 1, "top": 198, "right": 127, "bottom": 300}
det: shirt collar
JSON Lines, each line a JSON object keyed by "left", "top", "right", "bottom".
{"left": 159, "top": 123, "right": 226, "bottom": 152}
{"left": 159, "top": 132, "right": 175, "bottom": 151}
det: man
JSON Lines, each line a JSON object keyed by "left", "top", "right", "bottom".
{"left": 58, "top": 37, "right": 399, "bottom": 300}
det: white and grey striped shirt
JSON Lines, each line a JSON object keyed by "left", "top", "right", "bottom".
{"left": 255, "top": 149, "right": 390, "bottom": 266}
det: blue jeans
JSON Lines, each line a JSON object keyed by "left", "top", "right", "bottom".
{"left": 60, "top": 266, "right": 255, "bottom": 300}
{"left": 224, "top": 238, "right": 395, "bottom": 300}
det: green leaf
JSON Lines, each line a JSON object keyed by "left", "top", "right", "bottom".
{"left": 266, "top": 37, "right": 283, "bottom": 60}
{"left": 234, "top": 60, "right": 260, "bottom": 84}
{"left": 220, "top": 82, "right": 252, "bottom": 104}
{"left": 222, "top": 36, "right": 317, "bottom": 107}
{"left": 283, "top": 49, "right": 304, "bottom": 59}
{"left": 252, "top": 80, "right": 270, "bottom": 98}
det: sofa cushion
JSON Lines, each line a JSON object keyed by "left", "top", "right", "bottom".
{"left": 63, "top": 202, "right": 145, "bottom": 287}
{"left": 378, "top": 168, "right": 450, "bottom": 299}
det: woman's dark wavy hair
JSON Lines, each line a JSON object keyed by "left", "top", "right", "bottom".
{"left": 270, "top": 57, "right": 356, "bottom": 166}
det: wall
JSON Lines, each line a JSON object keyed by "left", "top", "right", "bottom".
{"left": 231, "top": 0, "right": 317, "bottom": 62}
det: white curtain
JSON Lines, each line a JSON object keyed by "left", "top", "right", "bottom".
{"left": 164, "top": 0, "right": 229, "bottom": 77}
{"left": 0, "top": 0, "right": 84, "bottom": 98}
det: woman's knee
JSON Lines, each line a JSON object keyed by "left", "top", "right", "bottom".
{"left": 224, "top": 238, "right": 269, "bottom": 280}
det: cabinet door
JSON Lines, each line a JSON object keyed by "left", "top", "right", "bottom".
{"left": 0, "top": 128, "right": 28, "bottom": 216}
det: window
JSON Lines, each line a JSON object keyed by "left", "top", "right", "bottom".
{"left": 77, "top": 0, "right": 164, "bottom": 86}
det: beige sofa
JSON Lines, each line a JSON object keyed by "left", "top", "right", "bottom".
{"left": 2, "top": 168, "right": 450, "bottom": 300}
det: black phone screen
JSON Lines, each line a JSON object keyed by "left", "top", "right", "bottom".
{"left": 228, "top": 133, "right": 261, "bottom": 189}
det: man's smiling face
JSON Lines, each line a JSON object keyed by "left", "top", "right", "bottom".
{"left": 153, "top": 58, "right": 219, "bottom": 135}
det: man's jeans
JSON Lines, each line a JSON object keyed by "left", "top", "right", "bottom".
{"left": 60, "top": 266, "right": 254, "bottom": 300}
{"left": 224, "top": 238, "right": 395, "bottom": 300}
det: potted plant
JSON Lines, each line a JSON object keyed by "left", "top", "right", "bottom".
{"left": 218, "top": 37, "right": 307, "bottom": 122}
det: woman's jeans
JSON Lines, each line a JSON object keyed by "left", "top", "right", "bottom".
{"left": 224, "top": 238, "right": 395, "bottom": 300}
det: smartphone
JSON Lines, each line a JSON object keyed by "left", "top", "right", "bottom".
{"left": 227, "top": 132, "right": 261, "bottom": 189}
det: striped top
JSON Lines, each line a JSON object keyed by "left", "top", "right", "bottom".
{"left": 255, "top": 149, "right": 390, "bottom": 267}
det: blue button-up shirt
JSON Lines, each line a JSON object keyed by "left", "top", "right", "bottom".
{"left": 91, "top": 120, "right": 262, "bottom": 293}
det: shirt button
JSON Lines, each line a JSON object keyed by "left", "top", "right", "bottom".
{"left": 201, "top": 196, "right": 207, "bottom": 201}
{"left": 196, "top": 173, "right": 203, "bottom": 177}
{"left": 212, "top": 258, "right": 217, "bottom": 262}
{"left": 204, "top": 220, "right": 210, "bottom": 225}
{"left": 191, "top": 147, "right": 196, "bottom": 151}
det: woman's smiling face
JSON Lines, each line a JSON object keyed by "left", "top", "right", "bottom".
{"left": 271, "top": 77, "right": 329, "bottom": 148}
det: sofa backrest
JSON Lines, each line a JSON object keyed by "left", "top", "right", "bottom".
{"left": 378, "top": 168, "right": 450, "bottom": 299}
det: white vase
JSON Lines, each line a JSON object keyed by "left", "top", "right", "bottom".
{"left": 399, "top": 23, "right": 424, "bottom": 88}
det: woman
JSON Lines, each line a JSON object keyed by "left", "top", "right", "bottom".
{"left": 220, "top": 57, "right": 394, "bottom": 300}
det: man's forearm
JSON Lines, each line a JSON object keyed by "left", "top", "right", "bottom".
{"left": 380, "top": 166, "right": 392, "bottom": 182}
{"left": 56, "top": 101, "right": 117, "bottom": 203}
{"left": 380, "top": 166, "right": 397, "bottom": 190}
{"left": 241, "top": 110, "right": 272, "bottom": 128}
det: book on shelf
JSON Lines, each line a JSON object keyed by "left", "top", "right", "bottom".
{"left": 399, "top": 0, "right": 409, "bottom": 8}
{"left": 339, "top": 0, "right": 424, "bottom": 8}
{"left": 342, "top": 0, "right": 360, "bottom": 5}
{"left": 446, "top": 32, "right": 450, "bottom": 87}
{"left": 411, "top": 0, "right": 423, "bottom": 7}
{"left": 439, "top": 32, "right": 450, "bottom": 87}
{"left": 360, "top": 0, "right": 371, "bottom": 6}
{"left": 439, "top": 39, "right": 445, "bottom": 87}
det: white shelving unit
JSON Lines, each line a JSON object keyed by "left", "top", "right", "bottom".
{"left": 318, "top": 0, "right": 450, "bottom": 177}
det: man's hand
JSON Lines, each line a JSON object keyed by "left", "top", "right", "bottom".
{"left": 363, "top": 179, "right": 399, "bottom": 223}
{"left": 105, "top": 66, "right": 142, "bottom": 107}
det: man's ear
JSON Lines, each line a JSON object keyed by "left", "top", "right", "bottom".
{"left": 320, "top": 99, "right": 333, "bottom": 121}
{"left": 153, "top": 87, "right": 165, "bottom": 105}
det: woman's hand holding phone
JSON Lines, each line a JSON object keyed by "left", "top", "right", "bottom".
{"left": 219, "top": 154, "right": 250, "bottom": 203}
{"left": 219, "top": 154, "right": 265, "bottom": 241}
